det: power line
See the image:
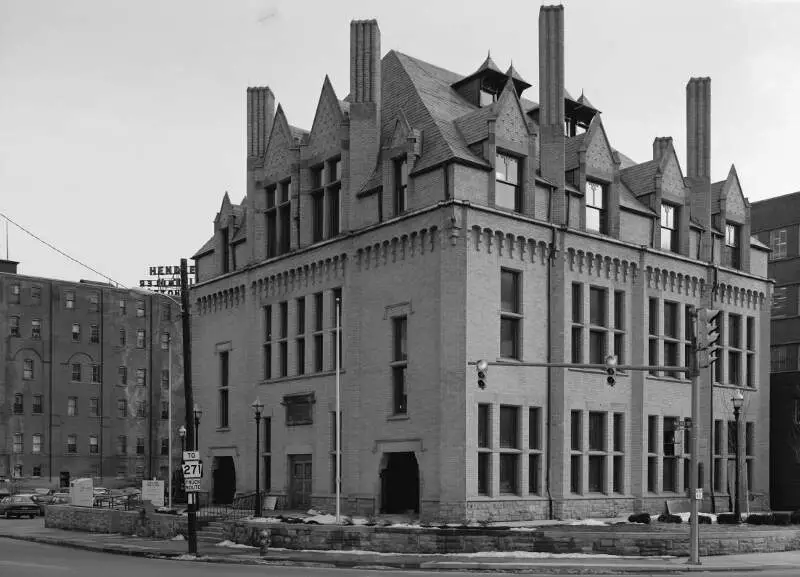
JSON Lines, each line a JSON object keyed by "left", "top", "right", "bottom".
{"left": 0, "top": 212, "right": 131, "bottom": 290}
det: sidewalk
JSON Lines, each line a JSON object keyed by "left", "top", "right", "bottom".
{"left": 3, "top": 521, "right": 800, "bottom": 573}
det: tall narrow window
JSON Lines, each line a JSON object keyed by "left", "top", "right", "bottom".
{"left": 613, "top": 413, "right": 625, "bottom": 494}
{"left": 663, "top": 417, "right": 678, "bottom": 492}
{"left": 136, "top": 401, "right": 146, "bottom": 418}
{"left": 23, "top": 359, "right": 33, "bottom": 380}
{"left": 219, "top": 351, "right": 229, "bottom": 428}
{"left": 263, "top": 417, "right": 272, "bottom": 492}
{"left": 613, "top": 291, "right": 625, "bottom": 364}
{"left": 313, "top": 292, "right": 324, "bottom": 372}
{"left": 136, "top": 329, "right": 145, "bottom": 348}
{"left": 72, "top": 323, "right": 81, "bottom": 342}
{"left": 89, "top": 293, "right": 99, "bottom": 312}
{"left": 9, "top": 316, "right": 19, "bottom": 337}
{"left": 664, "top": 301, "right": 679, "bottom": 378}
{"left": 477, "top": 404, "right": 490, "bottom": 495}
{"left": 279, "top": 302, "right": 288, "bottom": 377}
{"left": 90, "top": 324, "right": 100, "bottom": 344}
{"left": 529, "top": 407, "right": 542, "bottom": 495}
{"left": 91, "top": 364, "right": 101, "bottom": 384}
{"left": 394, "top": 158, "right": 408, "bottom": 215}
{"left": 495, "top": 152, "right": 521, "bottom": 212}
{"left": 263, "top": 305, "right": 272, "bottom": 380}
{"left": 588, "top": 412, "right": 607, "bottom": 493}
{"left": 67, "top": 397, "right": 77, "bottom": 417}
{"left": 64, "top": 290, "right": 75, "bottom": 309}
{"left": 118, "top": 399, "right": 127, "bottom": 418}
{"left": 499, "top": 406, "right": 520, "bottom": 494}
{"left": 585, "top": 181, "right": 607, "bottom": 234}
{"left": 648, "top": 298, "right": 659, "bottom": 376}
{"left": 13, "top": 433, "right": 23, "bottom": 454}
{"left": 71, "top": 363, "right": 81, "bottom": 382}
{"left": 118, "top": 366, "right": 127, "bottom": 385}
{"left": 728, "top": 314, "right": 742, "bottom": 386}
{"left": 32, "top": 434, "right": 42, "bottom": 454}
{"left": 647, "top": 415, "right": 658, "bottom": 492}
{"left": 10, "top": 284, "right": 20, "bottom": 304}
{"left": 119, "top": 329, "right": 126, "bottom": 346}
{"left": 265, "top": 185, "right": 277, "bottom": 258}
{"left": 136, "top": 368, "right": 146, "bottom": 386}
{"left": 725, "top": 222, "right": 741, "bottom": 270}
{"left": 66, "top": 435, "right": 77, "bottom": 455}
{"left": 13, "top": 393, "right": 23, "bottom": 414}
{"left": 392, "top": 316, "right": 408, "bottom": 414}
{"left": 332, "top": 288, "right": 343, "bottom": 367}
{"left": 119, "top": 299, "right": 127, "bottom": 315}
{"left": 769, "top": 229, "right": 787, "bottom": 260}
{"left": 161, "top": 332, "right": 170, "bottom": 351}
{"left": 571, "top": 283, "right": 583, "bottom": 363}
{"left": 660, "top": 203, "right": 678, "bottom": 252}
{"left": 296, "top": 297, "right": 305, "bottom": 375}
{"left": 279, "top": 179, "right": 291, "bottom": 254}
{"left": 328, "top": 185, "right": 341, "bottom": 237}
{"left": 136, "top": 300, "right": 145, "bottom": 317}
{"left": 500, "top": 270, "right": 521, "bottom": 359}
{"left": 89, "top": 435, "right": 99, "bottom": 454}
{"left": 136, "top": 437, "right": 145, "bottom": 455}
{"left": 312, "top": 191, "right": 324, "bottom": 243}
{"left": 117, "top": 435, "right": 127, "bottom": 455}
{"left": 570, "top": 410, "right": 583, "bottom": 494}
{"left": 746, "top": 317, "right": 756, "bottom": 387}
{"left": 714, "top": 419, "right": 724, "bottom": 492}
{"left": 32, "top": 395, "right": 43, "bottom": 414}
{"left": 31, "top": 319, "right": 41, "bottom": 339}
{"left": 589, "top": 287, "right": 607, "bottom": 364}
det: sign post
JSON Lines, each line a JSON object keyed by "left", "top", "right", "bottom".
{"left": 181, "top": 447, "right": 202, "bottom": 555}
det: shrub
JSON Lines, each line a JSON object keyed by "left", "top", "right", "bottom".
{"left": 773, "top": 512, "right": 791, "bottom": 526}
{"left": 717, "top": 513, "right": 739, "bottom": 524}
{"left": 746, "top": 513, "right": 774, "bottom": 525}
{"left": 657, "top": 514, "right": 682, "bottom": 524}
{"left": 790, "top": 510, "right": 800, "bottom": 525}
{"left": 690, "top": 514, "right": 712, "bottom": 525}
{"left": 628, "top": 513, "right": 651, "bottom": 524}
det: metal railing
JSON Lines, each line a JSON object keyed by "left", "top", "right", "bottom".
{"left": 196, "top": 491, "right": 263, "bottom": 522}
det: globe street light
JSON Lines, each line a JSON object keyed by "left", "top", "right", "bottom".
{"left": 178, "top": 425, "right": 186, "bottom": 453}
{"left": 192, "top": 404, "right": 202, "bottom": 452}
{"left": 252, "top": 398, "right": 264, "bottom": 518}
{"left": 731, "top": 390, "right": 744, "bottom": 522}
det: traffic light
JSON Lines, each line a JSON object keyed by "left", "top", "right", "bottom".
{"left": 605, "top": 355, "right": 618, "bottom": 386}
{"left": 476, "top": 359, "right": 488, "bottom": 389}
{"left": 697, "top": 308, "right": 721, "bottom": 369}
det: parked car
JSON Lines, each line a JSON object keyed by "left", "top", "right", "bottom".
{"left": 0, "top": 495, "right": 40, "bottom": 519}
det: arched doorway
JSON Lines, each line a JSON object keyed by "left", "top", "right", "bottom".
{"left": 212, "top": 456, "right": 236, "bottom": 504}
{"left": 380, "top": 452, "right": 420, "bottom": 514}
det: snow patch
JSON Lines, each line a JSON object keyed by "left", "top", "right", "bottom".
{"left": 248, "top": 517, "right": 284, "bottom": 524}
{"left": 170, "top": 534, "right": 186, "bottom": 541}
{"left": 216, "top": 540, "right": 257, "bottom": 549}
{"left": 568, "top": 519, "right": 608, "bottom": 526}
{"left": 305, "top": 514, "right": 339, "bottom": 525}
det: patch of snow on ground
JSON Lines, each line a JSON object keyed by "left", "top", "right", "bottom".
{"left": 170, "top": 534, "right": 185, "bottom": 541}
{"left": 174, "top": 554, "right": 206, "bottom": 561}
{"left": 305, "top": 514, "right": 339, "bottom": 525}
{"left": 248, "top": 517, "right": 284, "bottom": 524}
{"left": 509, "top": 527, "right": 538, "bottom": 532}
{"left": 350, "top": 517, "right": 369, "bottom": 525}
{"left": 459, "top": 551, "right": 674, "bottom": 559}
{"left": 388, "top": 523, "right": 422, "bottom": 528}
{"left": 568, "top": 519, "right": 608, "bottom": 526}
{"left": 216, "top": 540, "right": 257, "bottom": 549}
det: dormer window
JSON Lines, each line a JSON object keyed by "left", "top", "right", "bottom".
{"left": 495, "top": 152, "right": 521, "bottom": 212}
{"left": 480, "top": 88, "right": 497, "bottom": 107}
{"left": 585, "top": 181, "right": 607, "bottom": 234}
{"left": 660, "top": 203, "right": 678, "bottom": 252}
{"left": 394, "top": 158, "right": 408, "bottom": 215}
{"left": 724, "top": 223, "right": 741, "bottom": 270}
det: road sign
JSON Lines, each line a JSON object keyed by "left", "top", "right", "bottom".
{"left": 695, "top": 489, "right": 704, "bottom": 501}
{"left": 182, "top": 460, "right": 203, "bottom": 479}
{"left": 184, "top": 478, "right": 201, "bottom": 492}
{"left": 183, "top": 451, "right": 200, "bottom": 461}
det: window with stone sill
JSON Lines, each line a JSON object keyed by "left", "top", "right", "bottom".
{"left": 769, "top": 229, "right": 787, "bottom": 260}
{"left": 495, "top": 152, "right": 521, "bottom": 213}
{"left": 724, "top": 223, "right": 741, "bottom": 270}
{"left": 89, "top": 435, "right": 99, "bottom": 455}
{"left": 31, "top": 319, "right": 41, "bottom": 340}
{"left": 90, "top": 324, "right": 100, "bottom": 345}
{"left": 500, "top": 269, "right": 521, "bottom": 360}
{"left": 136, "top": 401, "right": 146, "bottom": 418}
{"left": 89, "top": 293, "right": 99, "bottom": 312}
{"left": 118, "top": 366, "right": 127, "bottom": 385}
{"left": 284, "top": 393, "right": 315, "bottom": 426}
{"left": 13, "top": 393, "right": 23, "bottom": 414}
{"left": 72, "top": 363, "right": 81, "bottom": 382}
{"left": 32, "top": 434, "right": 42, "bottom": 454}
{"left": 394, "top": 157, "right": 408, "bottom": 215}
{"left": 64, "top": 290, "right": 75, "bottom": 309}
{"left": 66, "top": 435, "right": 77, "bottom": 455}
{"left": 585, "top": 181, "right": 608, "bottom": 234}
{"left": 660, "top": 203, "right": 679, "bottom": 252}
{"left": 136, "top": 437, "right": 145, "bottom": 455}
{"left": 23, "top": 359, "right": 33, "bottom": 380}
{"left": 72, "top": 323, "right": 80, "bottom": 342}
{"left": 9, "top": 315, "right": 19, "bottom": 337}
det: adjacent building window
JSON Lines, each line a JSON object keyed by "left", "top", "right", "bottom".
{"left": 64, "top": 290, "right": 75, "bottom": 309}
{"left": 585, "top": 181, "right": 607, "bottom": 234}
{"left": 136, "top": 368, "right": 146, "bottom": 386}
{"left": 391, "top": 316, "right": 408, "bottom": 415}
{"left": 313, "top": 293, "right": 324, "bottom": 372}
{"left": 660, "top": 203, "right": 678, "bottom": 252}
{"left": 500, "top": 269, "right": 521, "bottom": 359}
{"left": 10, "top": 284, "right": 20, "bottom": 303}
{"left": 769, "top": 229, "right": 787, "bottom": 260}
{"left": 728, "top": 314, "right": 742, "bottom": 386}
{"left": 91, "top": 364, "right": 101, "bottom": 383}
{"left": 495, "top": 152, "right": 521, "bottom": 212}
{"left": 32, "top": 395, "right": 43, "bottom": 414}
{"left": 66, "top": 435, "right": 77, "bottom": 454}
{"left": 119, "top": 329, "right": 126, "bottom": 346}
{"left": 724, "top": 222, "right": 741, "bottom": 270}
{"left": 161, "top": 400, "right": 169, "bottom": 420}
{"left": 571, "top": 283, "right": 583, "bottom": 363}
{"left": 13, "top": 393, "right": 23, "bottom": 414}
{"left": 89, "top": 293, "right": 99, "bottom": 312}
{"left": 118, "top": 366, "right": 127, "bottom": 385}
{"left": 9, "top": 315, "right": 19, "bottom": 337}
{"left": 117, "top": 435, "right": 127, "bottom": 455}
{"left": 284, "top": 393, "right": 314, "bottom": 426}
{"left": 136, "top": 437, "right": 145, "bottom": 455}
{"left": 72, "top": 323, "right": 81, "bottom": 342}
{"left": 588, "top": 287, "right": 607, "bottom": 364}
{"left": 772, "top": 286, "right": 789, "bottom": 318}
{"left": 394, "top": 157, "right": 408, "bottom": 215}
{"left": 117, "top": 399, "right": 128, "bottom": 418}
{"left": 31, "top": 285, "right": 41, "bottom": 301}
{"left": 13, "top": 433, "right": 23, "bottom": 454}
{"left": 136, "top": 300, "right": 145, "bottom": 317}
{"left": 89, "top": 397, "right": 99, "bottom": 417}
{"left": 32, "top": 434, "right": 42, "bottom": 454}
{"left": 136, "top": 329, "right": 145, "bottom": 348}
{"left": 136, "top": 401, "right": 146, "bottom": 418}
{"left": 119, "top": 299, "right": 127, "bottom": 315}
{"left": 72, "top": 363, "right": 81, "bottom": 382}
{"left": 296, "top": 297, "right": 305, "bottom": 375}
{"left": 67, "top": 397, "right": 77, "bottom": 416}
{"left": 31, "top": 319, "right": 41, "bottom": 339}
{"left": 161, "top": 438, "right": 169, "bottom": 455}
{"left": 161, "top": 332, "right": 170, "bottom": 351}
{"left": 161, "top": 369, "right": 169, "bottom": 389}
{"left": 23, "top": 359, "right": 33, "bottom": 380}
{"left": 263, "top": 305, "right": 272, "bottom": 379}
{"left": 218, "top": 350, "right": 230, "bottom": 428}
{"left": 89, "top": 435, "right": 99, "bottom": 454}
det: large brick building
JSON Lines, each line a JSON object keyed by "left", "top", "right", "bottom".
{"left": 0, "top": 260, "right": 184, "bottom": 489}
{"left": 751, "top": 192, "right": 800, "bottom": 510}
{"left": 190, "top": 6, "right": 771, "bottom": 521}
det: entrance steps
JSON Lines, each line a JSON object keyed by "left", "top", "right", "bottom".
{"left": 196, "top": 521, "right": 226, "bottom": 544}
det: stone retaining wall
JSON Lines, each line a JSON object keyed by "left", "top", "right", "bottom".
{"left": 224, "top": 520, "right": 800, "bottom": 557}
{"left": 45, "top": 505, "right": 187, "bottom": 539}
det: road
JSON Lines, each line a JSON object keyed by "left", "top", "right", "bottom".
{"left": 1, "top": 538, "right": 800, "bottom": 577}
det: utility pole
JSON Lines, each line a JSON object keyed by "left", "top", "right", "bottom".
{"left": 179, "top": 258, "right": 197, "bottom": 555}
{"left": 688, "top": 308, "right": 701, "bottom": 566}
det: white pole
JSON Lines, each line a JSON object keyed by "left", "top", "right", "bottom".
{"left": 168, "top": 333, "right": 172, "bottom": 510}
{"left": 335, "top": 297, "right": 341, "bottom": 524}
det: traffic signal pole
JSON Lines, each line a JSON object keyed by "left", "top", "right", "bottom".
{"left": 688, "top": 311, "right": 701, "bottom": 566}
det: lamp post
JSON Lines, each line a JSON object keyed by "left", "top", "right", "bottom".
{"left": 252, "top": 398, "right": 264, "bottom": 518}
{"left": 178, "top": 425, "right": 186, "bottom": 505}
{"left": 732, "top": 390, "right": 744, "bottom": 522}
{"left": 193, "top": 404, "right": 202, "bottom": 452}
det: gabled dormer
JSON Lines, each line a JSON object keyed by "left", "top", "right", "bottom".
{"left": 381, "top": 109, "right": 423, "bottom": 219}
{"left": 451, "top": 53, "right": 530, "bottom": 108}
{"left": 712, "top": 164, "right": 751, "bottom": 272}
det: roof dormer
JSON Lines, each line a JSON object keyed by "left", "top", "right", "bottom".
{"left": 452, "top": 53, "right": 528, "bottom": 108}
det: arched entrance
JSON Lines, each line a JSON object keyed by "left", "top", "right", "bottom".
{"left": 379, "top": 452, "right": 420, "bottom": 514}
{"left": 212, "top": 456, "right": 236, "bottom": 504}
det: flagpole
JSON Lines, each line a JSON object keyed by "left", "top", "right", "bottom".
{"left": 335, "top": 297, "right": 341, "bottom": 524}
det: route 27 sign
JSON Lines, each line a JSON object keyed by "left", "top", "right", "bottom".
{"left": 182, "top": 460, "right": 203, "bottom": 479}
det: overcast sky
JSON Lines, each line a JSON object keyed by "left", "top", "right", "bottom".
{"left": 1, "top": 0, "right": 798, "bottom": 287}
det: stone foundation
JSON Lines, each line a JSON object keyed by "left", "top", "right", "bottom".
{"left": 44, "top": 505, "right": 187, "bottom": 539}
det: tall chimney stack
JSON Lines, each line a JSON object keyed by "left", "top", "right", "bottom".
{"left": 247, "top": 86, "right": 275, "bottom": 160}
{"left": 686, "top": 77, "right": 712, "bottom": 260}
{"left": 538, "top": 5, "right": 566, "bottom": 225}
{"left": 348, "top": 19, "right": 382, "bottom": 197}
{"left": 653, "top": 137, "right": 673, "bottom": 163}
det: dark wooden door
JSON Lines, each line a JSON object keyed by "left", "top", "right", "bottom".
{"left": 289, "top": 455, "right": 312, "bottom": 510}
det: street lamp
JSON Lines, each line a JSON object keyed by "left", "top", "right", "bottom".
{"left": 252, "top": 398, "right": 264, "bottom": 518}
{"left": 178, "top": 425, "right": 186, "bottom": 453}
{"left": 193, "top": 404, "right": 202, "bottom": 452}
{"left": 732, "top": 390, "right": 744, "bottom": 522}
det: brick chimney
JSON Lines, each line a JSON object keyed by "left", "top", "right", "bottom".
{"left": 686, "top": 77, "right": 712, "bottom": 260}
{"left": 653, "top": 137, "right": 673, "bottom": 163}
{"left": 348, "top": 19, "right": 381, "bottom": 197}
{"left": 247, "top": 86, "right": 275, "bottom": 160}
{"left": 538, "top": 5, "right": 566, "bottom": 225}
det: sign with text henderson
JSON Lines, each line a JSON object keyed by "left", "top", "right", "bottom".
{"left": 139, "top": 264, "right": 196, "bottom": 295}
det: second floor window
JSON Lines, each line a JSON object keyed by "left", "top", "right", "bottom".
{"left": 13, "top": 393, "right": 23, "bottom": 414}
{"left": 660, "top": 203, "right": 678, "bottom": 252}
{"left": 136, "top": 368, "right": 146, "bottom": 386}
{"left": 23, "top": 359, "right": 33, "bottom": 380}
{"left": 72, "top": 323, "right": 80, "bottom": 342}
{"left": 137, "top": 329, "right": 145, "bottom": 348}
{"left": 31, "top": 319, "right": 41, "bottom": 339}
{"left": 394, "top": 158, "right": 408, "bottom": 215}
{"left": 9, "top": 316, "right": 19, "bottom": 337}
{"left": 495, "top": 152, "right": 521, "bottom": 212}
{"left": 725, "top": 223, "right": 741, "bottom": 270}
{"left": 586, "top": 181, "right": 607, "bottom": 234}
{"left": 64, "top": 290, "right": 75, "bottom": 309}
{"left": 770, "top": 229, "right": 787, "bottom": 260}
{"left": 90, "top": 324, "right": 99, "bottom": 344}
{"left": 500, "top": 269, "right": 521, "bottom": 359}
{"left": 32, "top": 395, "right": 43, "bottom": 414}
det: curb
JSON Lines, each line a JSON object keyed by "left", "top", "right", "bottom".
{"left": 0, "top": 533, "right": 794, "bottom": 574}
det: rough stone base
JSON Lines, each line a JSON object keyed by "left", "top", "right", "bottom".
{"left": 44, "top": 505, "right": 186, "bottom": 539}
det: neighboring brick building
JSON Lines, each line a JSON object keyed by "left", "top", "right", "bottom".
{"left": 751, "top": 192, "right": 800, "bottom": 510}
{"left": 0, "top": 261, "right": 184, "bottom": 489}
{"left": 190, "top": 6, "right": 771, "bottom": 521}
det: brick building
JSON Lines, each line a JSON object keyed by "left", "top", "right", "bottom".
{"left": 190, "top": 6, "right": 771, "bottom": 521}
{"left": 751, "top": 192, "right": 800, "bottom": 510}
{"left": 0, "top": 260, "right": 184, "bottom": 489}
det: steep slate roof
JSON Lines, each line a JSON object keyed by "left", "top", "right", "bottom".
{"left": 620, "top": 160, "right": 659, "bottom": 197}
{"left": 392, "top": 51, "right": 492, "bottom": 173}
{"left": 751, "top": 190, "right": 800, "bottom": 232}
{"left": 193, "top": 236, "right": 215, "bottom": 258}
{"left": 614, "top": 149, "right": 638, "bottom": 169}
{"left": 619, "top": 181, "right": 655, "bottom": 216}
